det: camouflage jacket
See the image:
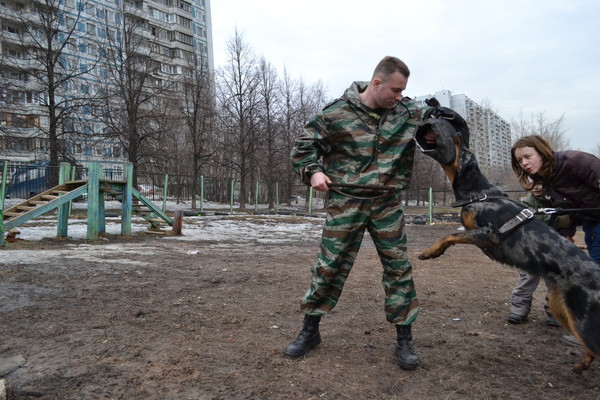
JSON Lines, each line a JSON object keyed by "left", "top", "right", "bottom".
{"left": 290, "top": 81, "right": 424, "bottom": 192}
{"left": 521, "top": 194, "right": 575, "bottom": 237}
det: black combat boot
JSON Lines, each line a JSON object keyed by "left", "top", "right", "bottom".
{"left": 395, "top": 324, "right": 420, "bottom": 370}
{"left": 283, "top": 315, "right": 321, "bottom": 358}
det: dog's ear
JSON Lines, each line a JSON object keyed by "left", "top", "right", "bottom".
{"left": 425, "top": 97, "right": 440, "bottom": 107}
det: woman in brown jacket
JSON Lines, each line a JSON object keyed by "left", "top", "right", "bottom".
{"left": 511, "top": 135, "right": 600, "bottom": 266}
{"left": 511, "top": 135, "right": 600, "bottom": 347}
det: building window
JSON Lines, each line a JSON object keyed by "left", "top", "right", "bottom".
{"left": 178, "top": 15, "right": 191, "bottom": 29}
{"left": 149, "top": 7, "right": 172, "bottom": 23}
{"left": 176, "top": 32, "right": 193, "bottom": 45}
{"left": 178, "top": 0, "right": 191, "bottom": 12}
{"left": 2, "top": 24, "right": 20, "bottom": 35}
{"left": 182, "top": 50, "right": 193, "bottom": 62}
{"left": 0, "top": 113, "right": 40, "bottom": 128}
{"left": 65, "top": 16, "right": 75, "bottom": 29}
{"left": 87, "top": 22, "right": 96, "bottom": 35}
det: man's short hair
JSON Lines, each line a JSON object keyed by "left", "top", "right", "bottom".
{"left": 372, "top": 56, "right": 410, "bottom": 80}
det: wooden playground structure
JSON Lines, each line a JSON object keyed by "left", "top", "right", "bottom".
{"left": 0, "top": 161, "right": 177, "bottom": 245}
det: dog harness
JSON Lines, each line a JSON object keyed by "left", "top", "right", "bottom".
{"left": 498, "top": 207, "right": 537, "bottom": 234}
{"left": 449, "top": 194, "right": 538, "bottom": 235}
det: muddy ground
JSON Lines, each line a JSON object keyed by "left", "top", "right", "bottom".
{"left": 0, "top": 213, "right": 599, "bottom": 400}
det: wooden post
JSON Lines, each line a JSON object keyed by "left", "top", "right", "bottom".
{"left": 57, "top": 162, "right": 71, "bottom": 237}
{"left": 121, "top": 162, "right": 133, "bottom": 236}
{"left": 87, "top": 162, "right": 100, "bottom": 240}
{"left": 172, "top": 209, "right": 183, "bottom": 235}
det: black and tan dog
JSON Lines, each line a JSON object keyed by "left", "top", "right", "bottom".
{"left": 414, "top": 109, "right": 600, "bottom": 374}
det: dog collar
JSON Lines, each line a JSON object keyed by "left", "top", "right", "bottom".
{"left": 451, "top": 193, "right": 508, "bottom": 208}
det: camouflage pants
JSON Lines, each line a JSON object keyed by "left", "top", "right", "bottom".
{"left": 301, "top": 191, "right": 419, "bottom": 325}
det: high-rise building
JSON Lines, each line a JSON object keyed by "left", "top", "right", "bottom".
{"left": 414, "top": 90, "right": 512, "bottom": 179}
{"left": 0, "top": 0, "right": 213, "bottom": 168}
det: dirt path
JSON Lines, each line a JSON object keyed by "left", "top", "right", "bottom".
{"left": 0, "top": 216, "right": 598, "bottom": 399}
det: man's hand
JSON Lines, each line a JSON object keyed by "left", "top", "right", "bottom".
{"left": 310, "top": 172, "right": 332, "bottom": 192}
{"left": 424, "top": 129, "right": 437, "bottom": 146}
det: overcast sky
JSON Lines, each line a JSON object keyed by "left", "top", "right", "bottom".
{"left": 209, "top": 0, "right": 599, "bottom": 154}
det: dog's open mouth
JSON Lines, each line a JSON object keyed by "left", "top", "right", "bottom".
{"left": 414, "top": 122, "right": 437, "bottom": 151}
{"left": 415, "top": 118, "right": 458, "bottom": 164}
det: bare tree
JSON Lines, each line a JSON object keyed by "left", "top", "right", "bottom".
{"left": 294, "top": 77, "right": 328, "bottom": 205}
{"left": 255, "top": 57, "right": 284, "bottom": 209}
{"left": 279, "top": 68, "right": 301, "bottom": 205}
{"left": 0, "top": 0, "right": 95, "bottom": 177}
{"left": 215, "top": 29, "right": 260, "bottom": 209}
{"left": 92, "top": 6, "right": 173, "bottom": 182}
{"left": 511, "top": 111, "right": 569, "bottom": 150}
{"left": 408, "top": 149, "right": 448, "bottom": 206}
{"left": 180, "top": 54, "right": 216, "bottom": 209}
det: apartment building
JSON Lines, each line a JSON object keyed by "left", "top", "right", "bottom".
{"left": 0, "top": 0, "right": 213, "bottom": 169}
{"left": 414, "top": 90, "right": 512, "bottom": 178}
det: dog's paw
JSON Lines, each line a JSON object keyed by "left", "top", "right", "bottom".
{"left": 418, "top": 250, "right": 438, "bottom": 260}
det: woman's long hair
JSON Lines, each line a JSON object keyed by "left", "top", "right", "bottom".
{"left": 510, "top": 135, "right": 555, "bottom": 190}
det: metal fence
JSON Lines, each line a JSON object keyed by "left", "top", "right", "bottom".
{"left": 2, "top": 163, "right": 528, "bottom": 210}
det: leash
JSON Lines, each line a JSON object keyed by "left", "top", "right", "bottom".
{"left": 451, "top": 193, "right": 600, "bottom": 234}
{"left": 537, "top": 207, "right": 600, "bottom": 215}
{"left": 499, "top": 207, "right": 600, "bottom": 235}
{"left": 327, "top": 183, "right": 396, "bottom": 200}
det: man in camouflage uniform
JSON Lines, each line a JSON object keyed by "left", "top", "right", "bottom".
{"left": 284, "top": 56, "right": 429, "bottom": 370}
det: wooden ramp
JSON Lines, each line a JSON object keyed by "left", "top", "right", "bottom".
{"left": 101, "top": 182, "right": 173, "bottom": 231}
{"left": 2, "top": 182, "right": 87, "bottom": 232}
{"left": 1, "top": 162, "right": 174, "bottom": 244}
